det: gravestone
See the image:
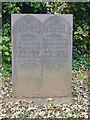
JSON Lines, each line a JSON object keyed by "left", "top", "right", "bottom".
{"left": 12, "top": 14, "right": 73, "bottom": 99}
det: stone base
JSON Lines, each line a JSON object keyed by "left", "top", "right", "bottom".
{"left": 3, "top": 96, "right": 73, "bottom": 105}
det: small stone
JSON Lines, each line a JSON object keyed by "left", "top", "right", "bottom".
{"left": 73, "top": 98, "right": 78, "bottom": 100}
{"left": 39, "top": 111, "right": 45, "bottom": 116}
{"left": 47, "top": 98, "right": 53, "bottom": 101}
{"left": 43, "top": 116, "right": 47, "bottom": 118}
{"left": 0, "top": 114, "right": 7, "bottom": 117}
{"left": 29, "top": 101, "right": 33, "bottom": 103}
{"left": 55, "top": 111, "right": 60, "bottom": 117}
{"left": 27, "top": 107, "right": 36, "bottom": 111}
{"left": 83, "top": 76, "right": 87, "bottom": 79}
{"left": 68, "top": 113, "right": 72, "bottom": 117}
{"left": 14, "top": 102, "right": 18, "bottom": 105}
{"left": 6, "top": 94, "right": 9, "bottom": 97}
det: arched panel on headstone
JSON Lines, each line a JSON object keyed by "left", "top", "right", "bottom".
{"left": 12, "top": 15, "right": 42, "bottom": 96}
{"left": 42, "top": 15, "right": 72, "bottom": 96}
{"left": 43, "top": 16, "right": 70, "bottom": 72}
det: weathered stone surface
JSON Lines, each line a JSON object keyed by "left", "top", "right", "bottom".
{"left": 11, "top": 14, "right": 73, "bottom": 98}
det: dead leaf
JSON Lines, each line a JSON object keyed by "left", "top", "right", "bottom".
{"left": 22, "top": 99, "right": 27, "bottom": 103}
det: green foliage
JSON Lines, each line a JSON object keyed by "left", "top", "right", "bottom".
{"left": 60, "top": 110, "right": 67, "bottom": 117}
{"left": 2, "top": 36, "right": 11, "bottom": 77}
{"left": 19, "top": 114, "right": 24, "bottom": 119}
{"left": 70, "top": 2, "right": 89, "bottom": 70}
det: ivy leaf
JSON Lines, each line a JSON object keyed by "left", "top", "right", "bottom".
{"left": 25, "top": 2, "right": 30, "bottom": 5}
{"left": 5, "top": 52, "right": 9, "bottom": 55}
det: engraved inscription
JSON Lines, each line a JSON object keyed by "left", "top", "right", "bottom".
{"left": 44, "top": 16, "right": 65, "bottom": 33}
{"left": 17, "top": 19, "right": 41, "bottom": 62}
{"left": 13, "top": 15, "right": 42, "bottom": 76}
{"left": 43, "top": 16, "right": 70, "bottom": 72}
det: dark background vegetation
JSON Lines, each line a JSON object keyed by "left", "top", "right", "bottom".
{"left": 1, "top": 2, "right": 89, "bottom": 77}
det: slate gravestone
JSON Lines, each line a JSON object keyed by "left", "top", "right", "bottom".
{"left": 12, "top": 14, "right": 73, "bottom": 99}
